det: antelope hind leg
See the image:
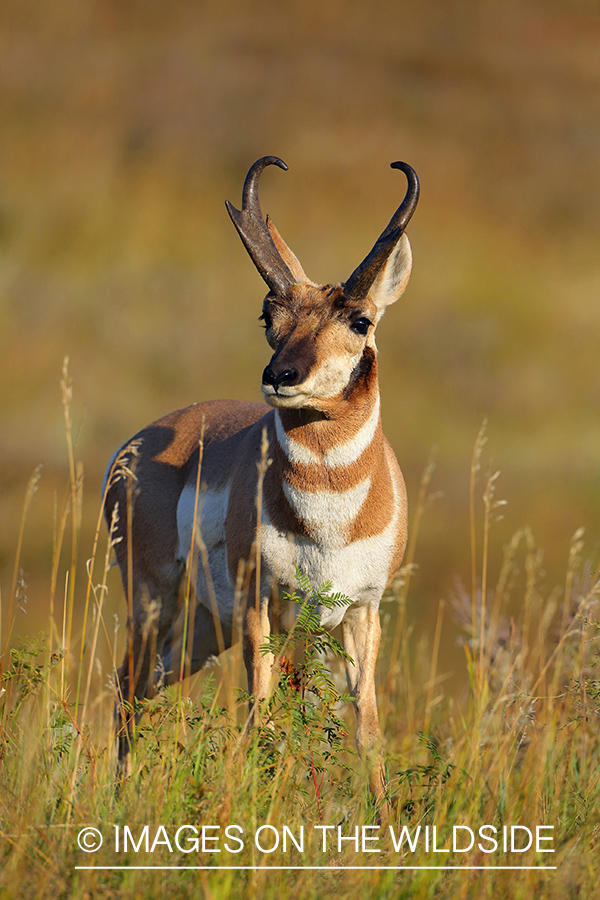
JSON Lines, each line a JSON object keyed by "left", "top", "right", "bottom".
{"left": 114, "top": 568, "right": 184, "bottom": 774}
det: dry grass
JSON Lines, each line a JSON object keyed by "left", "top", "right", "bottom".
{"left": 1, "top": 2, "right": 600, "bottom": 896}
{"left": 1, "top": 394, "right": 600, "bottom": 898}
{"left": 1, "top": 0, "right": 600, "bottom": 618}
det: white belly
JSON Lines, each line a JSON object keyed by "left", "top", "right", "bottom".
{"left": 176, "top": 483, "right": 237, "bottom": 624}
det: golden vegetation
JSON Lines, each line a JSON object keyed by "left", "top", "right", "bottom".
{"left": 1, "top": 403, "right": 599, "bottom": 898}
{"left": 1, "top": 2, "right": 600, "bottom": 895}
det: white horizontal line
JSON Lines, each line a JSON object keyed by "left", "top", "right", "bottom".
{"left": 75, "top": 865, "right": 557, "bottom": 871}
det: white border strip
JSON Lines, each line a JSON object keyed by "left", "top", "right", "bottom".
{"left": 76, "top": 865, "right": 556, "bottom": 871}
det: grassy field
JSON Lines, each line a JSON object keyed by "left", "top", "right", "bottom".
{"left": 1, "top": 414, "right": 599, "bottom": 898}
{"left": 1, "top": 1, "right": 600, "bottom": 896}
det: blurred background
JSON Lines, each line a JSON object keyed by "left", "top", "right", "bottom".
{"left": 1, "top": 0, "right": 599, "bottom": 675}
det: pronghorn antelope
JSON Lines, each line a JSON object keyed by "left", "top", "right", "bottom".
{"left": 104, "top": 156, "right": 419, "bottom": 813}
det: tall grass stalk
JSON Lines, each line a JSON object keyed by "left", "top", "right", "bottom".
{"left": 0, "top": 464, "right": 42, "bottom": 679}
{"left": 49, "top": 491, "right": 70, "bottom": 665}
{"left": 422, "top": 598, "right": 445, "bottom": 738}
{"left": 60, "top": 358, "right": 82, "bottom": 668}
{"left": 469, "top": 417, "right": 487, "bottom": 636}
{"left": 1, "top": 382, "right": 600, "bottom": 898}
{"left": 383, "top": 451, "right": 437, "bottom": 735}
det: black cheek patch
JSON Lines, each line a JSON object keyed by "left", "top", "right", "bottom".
{"left": 343, "top": 346, "right": 376, "bottom": 400}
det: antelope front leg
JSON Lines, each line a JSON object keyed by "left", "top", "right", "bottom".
{"left": 242, "top": 597, "right": 274, "bottom": 721}
{"left": 342, "top": 604, "right": 390, "bottom": 821}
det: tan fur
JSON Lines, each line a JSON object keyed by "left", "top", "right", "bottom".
{"left": 105, "top": 162, "right": 417, "bottom": 820}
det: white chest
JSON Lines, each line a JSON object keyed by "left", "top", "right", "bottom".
{"left": 259, "top": 476, "right": 402, "bottom": 630}
{"left": 176, "top": 462, "right": 402, "bottom": 632}
{"left": 282, "top": 477, "right": 371, "bottom": 547}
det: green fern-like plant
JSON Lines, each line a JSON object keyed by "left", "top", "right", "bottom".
{"left": 258, "top": 569, "right": 356, "bottom": 815}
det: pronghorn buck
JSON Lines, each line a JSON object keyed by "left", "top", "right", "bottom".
{"left": 104, "top": 156, "right": 419, "bottom": 812}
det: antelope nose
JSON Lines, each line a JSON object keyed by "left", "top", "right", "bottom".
{"left": 262, "top": 365, "right": 299, "bottom": 389}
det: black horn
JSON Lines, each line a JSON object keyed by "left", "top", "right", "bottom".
{"left": 226, "top": 156, "right": 295, "bottom": 298}
{"left": 343, "top": 161, "right": 420, "bottom": 303}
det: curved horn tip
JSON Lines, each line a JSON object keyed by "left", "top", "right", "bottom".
{"left": 390, "top": 160, "right": 419, "bottom": 180}
{"left": 252, "top": 155, "right": 288, "bottom": 172}
{"left": 390, "top": 160, "right": 420, "bottom": 205}
{"left": 239, "top": 156, "right": 289, "bottom": 210}
{"left": 271, "top": 155, "right": 288, "bottom": 171}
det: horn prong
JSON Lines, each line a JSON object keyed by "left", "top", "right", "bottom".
{"left": 226, "top": 157, "right": 294, "bottom": 297}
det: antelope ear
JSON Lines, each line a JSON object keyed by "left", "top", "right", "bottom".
{"left": 368, "top": 233, "right": 412, "bottom": 311}
{"left": 266, "top": 216, "right": 314, "bottom": 285}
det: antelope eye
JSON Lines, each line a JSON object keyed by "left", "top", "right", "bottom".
{"left": 259, "top": 311, "right": 272, "bottom": 330}
{"left": 351, "top": 317, "right": 371, "bottom": 336}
